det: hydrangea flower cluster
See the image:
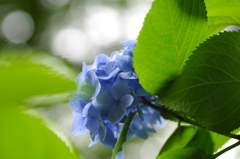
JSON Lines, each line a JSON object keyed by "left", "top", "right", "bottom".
{"left": 70, "top": 40, "right": 166, "bottom": 153}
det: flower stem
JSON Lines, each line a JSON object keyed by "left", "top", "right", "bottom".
{"left": 207, "top": 141, "right": 240, "bottom": 159}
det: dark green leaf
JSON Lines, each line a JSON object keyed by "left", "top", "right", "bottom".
{"left": 186, "top": 128, "right": 214, "bottom": 154}
{"left": 208, "top": 16, "right": 240, "bottom": 36}
{"left": 134, "top": 0, "right": 208, "bottom": 95}
{"left": 0, "top": 105, "right": 79, "bottom": 159}
{"left": 205, "top": 0, "right": 240, "bottom": 16}
{"left": 159, "top": 126, "right": 198, "bottom": 155}
{"left": 156, "top": 147, "right": 208, "bottom": 159}
{"left": 112, "top": 112, "right": 135, "bottom": 159}
{"left": 161, "top": 31, "right": 240, "bottom": 133}
{"left": 159, "top": 126, "right": 213, "bottom": 155}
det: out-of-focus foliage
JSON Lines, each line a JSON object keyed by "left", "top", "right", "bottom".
{"left": 0, "top": 49, "right": 80, "bottom": 159}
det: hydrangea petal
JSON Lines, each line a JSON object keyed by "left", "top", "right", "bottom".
{"left": 119, "top": 94, "right": 134, "bottom": 108}
{"left": 72, "top": 116, "right": 88, "bottom": 136}
{"left": 93, "top": 54, "right": 110, "bottom": 69}
{"left": 121, "top": 40, "right": 137, "bottom": 49}
{"left": 98, "top": 121, "right": 107, "bottom": 140}
{"left": 115, "top": 55, "right": 133, "bottom": 71}
{"left": 101, "top": 128, "right": 117, "bottom": 149}
{"left": 92, "top": 92, "right": 116, "bottom": 116}
{"left": 111, "top": 80, "right": 130, "bottom": 100}
{"left": 89, "top": 134, "right": 100, "bottom": 147}
{"left": 108, "top": 106, "right": 126, "bottom": 124}
{"left": 119, "top": 71, "right": 138, "bottom": 79}
{"left": 70, "top": 97, "right": 87, "bottom": 115}
{"left": 135, "top": 130, "right": 148, "bottom": 139}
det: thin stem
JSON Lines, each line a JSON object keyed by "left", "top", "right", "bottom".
{"left": 141, "top": 97, "right": 240, "bottom": 140}
{"left": 209, "top": 141, "right": 240, "bottom": 159}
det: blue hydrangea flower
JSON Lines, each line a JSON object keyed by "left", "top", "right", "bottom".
{"left": 69, "top": 40, "right": 166, "bottom": 158}
{"left": 92, "top": 80, "right": 134, "bottom": 124}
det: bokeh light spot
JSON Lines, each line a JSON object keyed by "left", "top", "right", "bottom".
{"left": 1, "top": 10, "right": 34, "bottom": 43}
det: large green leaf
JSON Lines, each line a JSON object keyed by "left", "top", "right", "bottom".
{"left": 0, "top": 50, "right": 77, "bottom": 105}
{"left": 156, "top": 147, "right": 208, "bottom": 159}
{"left": 205, "top": 0, "right": 240, "bottom": 16}
{"left": 134, "top": 0, "right": 208, "bottom": 95}
{"left": 208, "top": 16, "right": 240, "bottom": 36}
{"left": 160, "top": 31, "right": 240, "bottom": 133}
{"left": 0, "top": 105, "right": 79, "bottom": 159}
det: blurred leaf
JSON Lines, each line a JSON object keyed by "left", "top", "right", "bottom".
{"left": 156, "top": 147, "right": 208, "bottom": 159}
{"left": 0, "top": 50, "right": 77, "bottom": 106}
{"left": 0, "top": 105, "right": 80, "bottom": 159}
{"left": 134, "top": 0, "right": 208, "bottom": 95}
{"left": 160, "top": 31, "right": 240, "bottom": 133}
{"left": 205, "top": 0, "right": 240, "bottom": 16}
{"left": 24, "top": 92, "right": 71, "bottom": 108}
{"left": 208, "top": 16, "right": 240, "bottom": 36}
{"left": 159, "top": 126, "right": 197, "bottom": 155}
{"left": 112, "top": 112, "right": 135, "bottom": 159}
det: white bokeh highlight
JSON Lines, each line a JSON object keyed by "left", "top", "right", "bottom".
{"left": 51, "top": 28, "right": 91, "bottom": 63}
{"left": 1, "top": 10, "right": 34, "bottom": 43}
{"left": 85, "top": 7, "right": 122, "bottom": 46}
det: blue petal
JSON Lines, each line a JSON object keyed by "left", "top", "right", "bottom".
{"left": 88, "top": 119, "right": 100, "bottom": 139}
{"left": 111, "top": 80, "right": 130, "bottom": 100}
{"left": 70, "top": 97, "right": 87, "bottom": 115}
{"left": 92, "top": 92, "right": 116, "bottom": 116}
{"left": 98, "top": 67, "right": 120, "bottom": 80}
{"left": 72, "top": 116, "right": 88, "bottom": 136}
{"left": 89, "top": 133, "right": 100, "bottom": 147}
{"left": 145, "top": 127, "right": 157, "bottom": 133}
{"left": 121, "top": 40, "right": 137, "bottom": 49}
{"left": 135, "top": 130, "right": 148, "bottom": 139}
{"left": 119, "top": 71, "right": 138, "bottom": 79}
{"left": 128, "top": 80, "right": 151, "bottom": 96}
{"left": 101, "top": 128, "right": 117, "bottom": 149}
{"left": 110, "top": 51, "right": 120, "bottom": 60}
{"left": 98, "top": 121, "right": 107, "bottom": 140}
{"left": 85, "top": 71, "right": 101, "bottom": 99}
{"left": 122, "top": 48, "right": 133, "bottom": 57}
{"left": 119, "top": 95, "right": 134, "bottom": 108}
{"left": 115, "top": 55, "right": 133, "bottom": 71}
{"left": 93, "top": 54, "right": 110, "bottom": 69}
{"left": 108, "top": 106, "right": 126, "bottom": 124}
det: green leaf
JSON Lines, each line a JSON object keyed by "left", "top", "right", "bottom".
{"left": 160, "top": 31, "right": 240, "bottom": 133}
{"left": 24, "top": 92, "right": 72, "bottom": 108}
{"left": 210, "top": 132, "right": 230, "bottom": 152}
{"left": 159, "top": 126, "right": 213, "bottom": 155}
{"left": 0, "top": 105, "right": 80, "bottom": 159}
{"left": 156, "top": 147, "right": 208, "bottom": 159}
{"left": 208, "top": 16, "right": 240, "bottom": 36}
{"left": 159, "top": 126, "right": 198, "bottom": 155}
{"left": 210, "top": 128, "right": 240, "bottom": 152}
{"left": 112, "top": 112, "right": 135, "bottom": 159}
{"left": 186, "top": 128, "right": 214, "bottom": 154}
{"left": 134, "top": 0, "right": 208, "bottom": 95}
{"left": 205, "top": 0, "right": 240, "bottom": 16}
{"left": 0, "top": 50, "right": 77, "bottom": 105}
